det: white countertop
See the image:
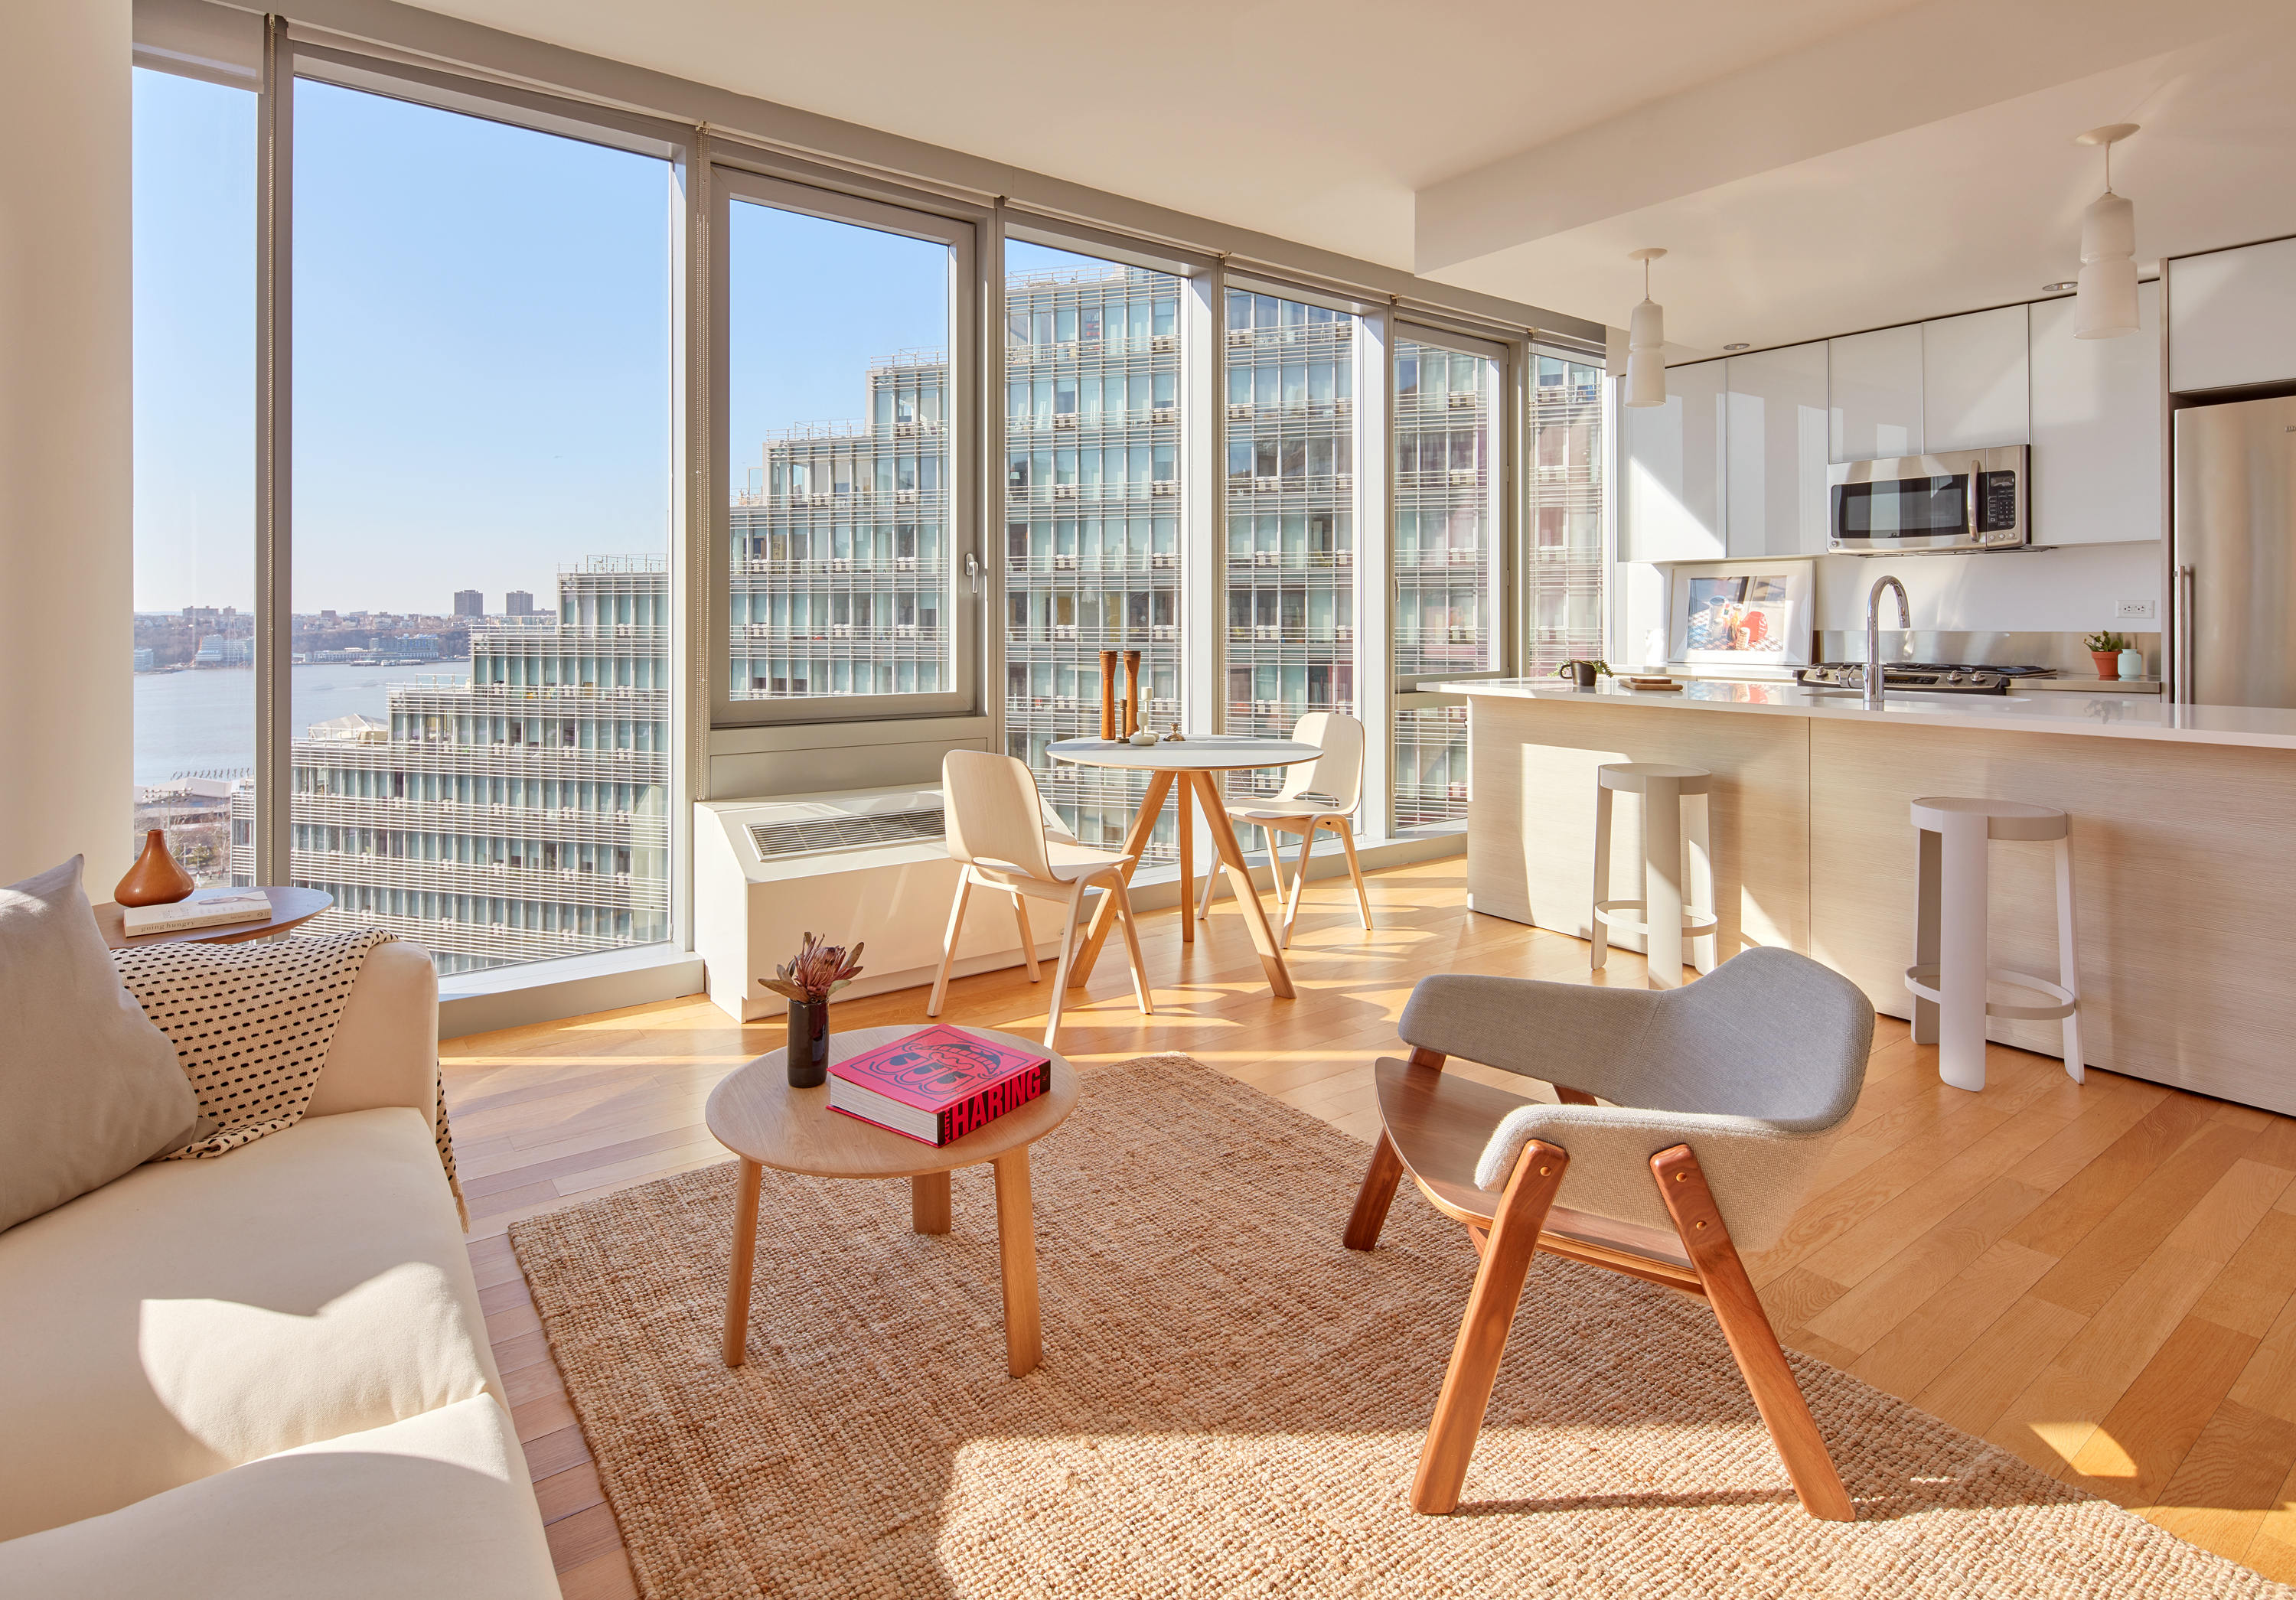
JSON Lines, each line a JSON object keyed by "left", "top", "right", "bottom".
{"left": 1432, "top": 678, "right": 2296, "bottom": 751}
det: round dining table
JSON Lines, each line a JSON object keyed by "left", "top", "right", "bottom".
{"left": 1047, "top": 735, "right": 1323, "bottom": 1000}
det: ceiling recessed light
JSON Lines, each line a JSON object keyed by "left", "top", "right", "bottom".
{"left": 2043, "top": 281, "right": 2078, "bottom": 293}
{"left": 1723, "top": 343, "right": 1750, "bottom": 350}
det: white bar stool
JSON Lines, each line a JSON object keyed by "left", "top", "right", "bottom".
{"left": 1591, "top": 762, "right": 1717, "bottom": 991}
{"left": 1906, "top": 797, "right": 2083, "bottom": 1093}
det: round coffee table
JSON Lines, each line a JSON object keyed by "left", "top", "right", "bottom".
{"left": 705, "top": 1023, "right": 1079, "bottom": 1377}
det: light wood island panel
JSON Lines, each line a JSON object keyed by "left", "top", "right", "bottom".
{"left": 1463, "top": 691, "right": 2296, "bottom": 1113}
{"left": 1809, "top": 718, "right": 2296, "bottom": 1111}
{"left": 1465, "top": 694, "right": 1811, "bottom": 959}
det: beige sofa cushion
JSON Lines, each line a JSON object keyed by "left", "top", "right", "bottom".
{"left": 0, "top": 1107, "right": 500, "bottom": 1540}
{"left": 0, "top": 856, "right": 199, "bottom": 1233}
{"left": 0, "top": 1395, "right": 559, "bottom": 1599}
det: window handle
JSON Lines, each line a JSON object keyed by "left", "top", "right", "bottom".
{"left": 965, "top": 552, "right": 983, "bottom": 597}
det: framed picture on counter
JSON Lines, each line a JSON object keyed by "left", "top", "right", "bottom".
{"left": 1668, "top": 559, "right": 1816, "bottom": 668}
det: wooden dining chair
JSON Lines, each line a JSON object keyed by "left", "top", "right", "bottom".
{"left": 1196, "top": 710, "right": 1371, "bottom": 947}
{"left": 1344, "top": 947, "right": 1874, "bottom": 1519}
{"left": 930, "top": 750, "right": 1153, "bottom": 1050}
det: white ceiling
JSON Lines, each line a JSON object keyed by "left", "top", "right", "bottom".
{"left": 406, "top": 0, "right": 2296, "bottom": 355}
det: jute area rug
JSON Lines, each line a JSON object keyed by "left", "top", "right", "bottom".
{"left": 512, "top": 1055, "right": 2286, "bottom": 1599}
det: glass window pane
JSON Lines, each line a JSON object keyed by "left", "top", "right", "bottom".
{"left": 292, "top": 80, "right": 673, "bottom": 974}
{"left": 729, "top": 200, "right": 952, "bottom": 709}
{"left": 1393, "top": 334, "right": 1499, "bottom": 833}
{"left": 1221, "top": 290, "right": 1358, "bottom": 803}
{"left": 1004, "top": 241, "right": 1187, "bottom": 855}
{"left": 133, "top": 68, "right": 256, "bottom": 889}
{"left": 1529, "top": 355, "right": 1607, "bottom": 672}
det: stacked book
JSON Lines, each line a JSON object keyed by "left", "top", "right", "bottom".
{"left": 121, "top": 893, "right": 272, "bottom": 937}
{"left": 827, "top": 1025, "right": 1051, "bottom": 1146}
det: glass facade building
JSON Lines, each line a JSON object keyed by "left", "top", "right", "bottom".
{"left": 731, "top": 352, "right": 951, "bottom": 699}
{"left": 1223, "top": 289, "right": 1355, "bottom": 802}
{"left": 236, "top": 559, "right": 671, "bottom": 976}
{"left": 999, "top": 262, "right": 1186, "bottom": 852}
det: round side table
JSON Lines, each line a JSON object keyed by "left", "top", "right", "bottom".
{"left": 96, "top": 885, "right": 333, "bottom": 950}
{"left": 704, "top": 1023, "right": 1079, "bottom": 1377}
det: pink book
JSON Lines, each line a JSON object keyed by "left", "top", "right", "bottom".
{"left": 826, "top": 1026, "right": 1051, "bottom": 1147}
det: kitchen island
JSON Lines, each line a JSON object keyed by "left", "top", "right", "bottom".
{"left": 1438, "top": 678, "right": 2296, "bottom": 1113}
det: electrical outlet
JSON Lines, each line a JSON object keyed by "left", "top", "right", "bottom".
{"left": 2114, "top": 599, "right": 2155, "bottom": 621}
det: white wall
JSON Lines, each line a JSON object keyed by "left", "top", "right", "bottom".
{"left": 0, "top": 0, "right": 133, "bottom": 889}
{"left": 1814, "top": 541, "right": 2161, "bottom": 635}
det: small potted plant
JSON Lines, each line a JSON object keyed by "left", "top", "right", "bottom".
{"left": 1556, "top": 658, "right": 1612, "bottom": 690}
{"left": 2084, "top": 631, "right": 2130, "bottom": 682}
{"left": 761, "top": 932, "right": 864, "bottom": 1087}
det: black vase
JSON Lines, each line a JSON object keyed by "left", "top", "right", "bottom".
{"left": 1570, "top": 662, "right": 1598, "bottom": 689}
{"left": 786, "top": 998, "right": 830, "bottom": 1087}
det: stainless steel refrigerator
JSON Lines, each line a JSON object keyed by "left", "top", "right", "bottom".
{"left": 2174, "top": 395, "right": 2296, "bottom": 707}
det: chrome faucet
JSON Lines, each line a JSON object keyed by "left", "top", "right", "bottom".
{"left": 1864, "top": 575, "right": 1910, "bottom": 709}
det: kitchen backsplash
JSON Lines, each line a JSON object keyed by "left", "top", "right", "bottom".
{"left": 1813, "top": 631, "right": 2162, "bottom": 674}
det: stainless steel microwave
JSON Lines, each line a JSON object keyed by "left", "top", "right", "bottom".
{"left": 1826, "top": 445, "right": 2028, "bottom": 554}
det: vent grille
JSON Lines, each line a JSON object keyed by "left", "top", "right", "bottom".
{"left": 748, "top": 806, "right": 945, "bottom": 860}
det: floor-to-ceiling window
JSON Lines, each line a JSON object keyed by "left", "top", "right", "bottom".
{"left": 1391, "top": 331, "right": 1503, "bottom": 833}
{"left": 1223, "top": 287, "right": 1358, "bottom": 802}
{"left": 280, "top": 78, "right": 674, "bottom": 975}
{"left": 1002, "top": 241, "right": 1189, "bottom": 855}
{"left": 131, "top": 66, "right": 256, "bottom": 888}
{"left": 723, "top": 180, "right": 970, "bottom": 718}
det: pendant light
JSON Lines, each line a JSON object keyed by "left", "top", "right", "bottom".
{"left": 2073, "top": 124, "right": 2140, "bottom": 341}
{"left": 1625, "top": 248, "right": 1668, "bottom": 407}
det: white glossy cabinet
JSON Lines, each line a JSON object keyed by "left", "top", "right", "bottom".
{"left": 1623, "top": 358, "right": 1727, "bottom": 562}
{"left": 1923, "top": 305, "right": 2029, "bottom": 451}
{"left": 2030, "top": 279, "right": 2160, "bottom": 545}
{"left": 1725, "top": 343, "right": 1829, "bottom": 556}
{"left": 2167, "top": 236, "right": 2296, "bottom": 393}
{"left": 1829, "top": 324, "right": 1923, "bottom": 462}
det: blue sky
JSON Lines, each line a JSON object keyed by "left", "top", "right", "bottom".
{"left": 134, "top": 69, "right": 1117, "bottom": 615}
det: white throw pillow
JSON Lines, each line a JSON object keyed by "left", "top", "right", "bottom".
{"left": 0, "top": 856, "right": 198, "bottom": 1233}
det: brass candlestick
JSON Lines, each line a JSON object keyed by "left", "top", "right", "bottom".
{"left": 1098, "top": 650, "right": 1118, "bottom": 741}
{"left": 1122, "top": 650, "right": 1143, "bottom": 738}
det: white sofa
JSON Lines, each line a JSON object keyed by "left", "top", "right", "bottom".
{"left": 0, "top": 940, "right": 562, "bottom": 1598}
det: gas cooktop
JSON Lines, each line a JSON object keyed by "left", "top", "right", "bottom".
{"left": 1794, "top": 663, "right": 2056, "bottom": 696}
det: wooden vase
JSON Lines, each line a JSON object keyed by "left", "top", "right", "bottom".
{"left": 115, "top": 829, "right": 196, "bottom": 907}
{"left": 1098, "top": 650, "right": 1118, "bottom": 741}
{"left": 1122, "top": 650, "right": 1143, "bottom": 737}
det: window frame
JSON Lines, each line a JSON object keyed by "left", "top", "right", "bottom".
{"left": 709, "top": 166, "right": 983, "bottom": 728}
{"left": 243, "top": 31, "right": 699, "bottom": 969}
{"left": 1390, "top": 321, "right": 1516, "bottom": 696}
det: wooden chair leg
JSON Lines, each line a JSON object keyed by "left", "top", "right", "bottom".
{"left": 1011, "top": 890, "right": 1039, "bottom": 982}
{"left": 1413, "top": 1137, "right": 1570, "bottom": 1515}
{"left": 1107, "top": 871, "right": 1155, "bottom": 1015}
{"left": 1042, "top": 879, "right": 1088, "bottom": 1049}
{"left": 1651, "top": 1144, "right": 1854, "bottom": 1522}
{"left": 927, "top": 875, "right": 971, "bottom": 1016}
{"left": 1345, "top": 1131, "right": 1407, "bottom": 1251}
{"left": 1280, "top": 824, "right": 1313, "bottom": 948}
{"left": 1336, "top": 820, "right": 1373, "bottom": 930}
{"left": 1345, "top": 1048, "right": 1444, "bottom": 1252}
{"left": 1263, "top": 822, "right": 1287, "bottom": 921}
{"left": 1196, "top": 844, "right": 1221, "bottom": 919}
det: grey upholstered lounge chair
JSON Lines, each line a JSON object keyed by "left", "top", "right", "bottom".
{"left": 1344, "top": 946, "right": 1876, "bottom": 1520}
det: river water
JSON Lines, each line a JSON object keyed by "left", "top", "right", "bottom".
{"left": 133, "top": 663, "right": 470, "bottom": 784}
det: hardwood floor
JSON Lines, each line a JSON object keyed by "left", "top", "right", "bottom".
{"left": 447, "top": 855, "right": 2296, "bottom": 1594}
